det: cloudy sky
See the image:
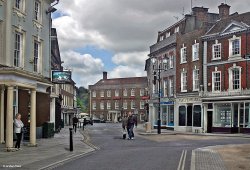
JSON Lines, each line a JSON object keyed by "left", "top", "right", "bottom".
{"left": 52, "top": 0, "right": 249, "bottom": 88}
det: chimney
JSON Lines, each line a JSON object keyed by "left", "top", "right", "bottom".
{"left": 103, "top": 71, "right": 107, "bottom": 80}
{"left": 218, "top": 3, "right": 230, "bottom": 19}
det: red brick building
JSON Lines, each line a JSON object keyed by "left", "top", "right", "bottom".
{"left": 201, "top": 5, "right": 250, "bottom": 133}
{"left": 89, "top": 72, "right": 148, "bottom": 123}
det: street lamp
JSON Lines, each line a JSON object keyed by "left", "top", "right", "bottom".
{"left": 151, "top": 57, "right": 167, "bottom": 134}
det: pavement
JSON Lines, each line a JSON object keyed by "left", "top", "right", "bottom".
{"left": 0, "top": 123, "right": 249, "bottom": 170}
{"left": 136, "top": 123, "right": 250, "bottom": 170}
{"left": 0, "top": 126, "right": 95, "bottom": 170}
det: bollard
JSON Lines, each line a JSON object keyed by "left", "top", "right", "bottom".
{"left": 69, "top": 128, "right": 73, "bottom": 151}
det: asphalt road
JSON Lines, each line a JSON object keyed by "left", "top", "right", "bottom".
{"left": 54, "top": 123, "right": 250, "bottom": 170}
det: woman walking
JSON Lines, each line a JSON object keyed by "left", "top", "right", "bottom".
{"left": 14, "top": 113, "right": 24, "bottom": 150}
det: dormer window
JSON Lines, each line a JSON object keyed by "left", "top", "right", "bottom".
{"left": 175, "top": 26, "right": 179, "bottom": 33}
{"left": 159, "top": 35, "right": 164, "bottom": 41}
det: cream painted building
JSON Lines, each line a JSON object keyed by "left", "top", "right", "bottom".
{"left": 0, "top": 0, "right": 56, "bottom": 150}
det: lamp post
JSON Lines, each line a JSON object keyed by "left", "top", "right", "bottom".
{"left": 151, "top": 57, "right": 167, "bottom": 134}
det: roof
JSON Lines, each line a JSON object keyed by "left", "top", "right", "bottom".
{"left": 89, "top": 76, "right": 147, "bottom": 87}
{"left": 205, "top": 12, "right": 250, "bottom": 36}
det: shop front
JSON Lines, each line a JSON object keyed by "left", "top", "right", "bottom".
{"left": 205, "top": 101, "right": 250, "bottom": 133}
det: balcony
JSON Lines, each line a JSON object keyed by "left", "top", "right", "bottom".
{"left": 149, "top": 34, "right": 177, "bottom": 54}
{"left": 200, "top": 89, "right": 250, "bottom": 98}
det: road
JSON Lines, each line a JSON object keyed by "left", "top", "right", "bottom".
{"left": 54, "top": 123, "right": 250, "bottom": 170}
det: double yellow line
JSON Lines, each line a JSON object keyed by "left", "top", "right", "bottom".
{"left": 177, "top": 150, "right": 187, "bottom": 170}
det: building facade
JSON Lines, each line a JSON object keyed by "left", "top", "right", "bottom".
{"left": 146, "top": 3, "right": 249, "bottom": 133}
{"left": 89, "top": 72, "right": 149, "bottom": 123}
{"left": 0, "top": 0, "right": 56, "bottom": 149}
{"left": 201, "top": 5, "right": 250, "bottom": 133}
{"left": 147, "top": 24, "right": 177, "bottom": 129}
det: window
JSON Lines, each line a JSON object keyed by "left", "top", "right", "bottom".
{"left": 123, "top": 101, "right": 127, "bottom": 110}
{"left": 169, "top": 55, "right": 174, "bottom": 68}
{"left": 140, "top": 89, "right": 145, "bottom": 96}
{"left": 107, "top": 101, "right": 111, "bottom": 110}
{"left": 181, "top": 71, "right": 187, "bottom": 92}
{"left": 193, "top": 105, "right": 201, "bottom": 127}
{"left": 212, "top": 71, "right": 221, "bottom": 91}
{"left": 92, "top": 101, "right": 96, "bottom": 110}
{"left": 175, "top": 26, "right": 179, "bottom": 33}
{"left": 232, "top": 39, "right": 240, "bottom": 55}
{"left": 15, "top": 0, "right": 24, "bottom": 11}
{"left": 140, "top": 101, "right": 144, "bottom": 109}
{"left": 229, "top": 36, "right": 241, "bottom": 59}
{"left": 193, "top": 69, "right": 199, "bottom": 91}
{"left": 179, "top": 106, "right": 186, "bottom": 126}
{"left": 164, "top": 80, "right": 168, "bottom": 97}
{"left": 212, "top": 43, "right": 221, "bottom": 60}
{"left": 131, "top": 89, "right": 135, "bottom": 96}
{"left": 131, "top": 100, "right": 135, "bottom": 109}
{"left": 166, "top": 32, "right": 170, "bottom": 38}
{"left": 180, "top": 47, "right": 187, "bottom": 63}
{"left": 33, "top": 40, "right": 40, "bottom": 72}
{"left": 34, "top": 1, "right": 41, "bottom": 21}
{"left": 123, "top": 89, "right": 127, "bottom": 96}
{"left": 115, "top": 101, "right": 119, "bottom": 110}
{"left": 192, "top": 43, "right": 199, "bottom": 61}
{"left": 14, "top": 32, "right": 23, "bottom": 67}
{"left": 115, "top": 90, "right": 119, "bottom": 97}
{"left": 100, "top": 90, "right": 104, "bottom": 97}
{"left": 100, "top": 101, "right": 104, "bottom": 110}
{"left": 107, "top": 90, "right": 111, "bottom": 97}
{"left": 169, "top": 78, "right": 174, "bottom": 96}
{"left": 232, "top": 68, "right": 240, "bottom": 90}
{"left": 92, "top": 91, "right": 96, "bottom": 97}
{"left": 159, "top": 35, "right": 164, "bottom": 41}
{"left": 229, "top": 66, "right": 241, "bottom": 90}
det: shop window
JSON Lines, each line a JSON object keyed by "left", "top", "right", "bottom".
{"left": 179, "top": 106, "right": 186, "bottom": 126}
{"left": 245, "top": 103, "right": 250, "bottom": 128}
{"left": 168, "top": 105, "right": 174, "bottom": 126}
{"left": 187, "top": 106, "right": 192, "bottom": 126}
{"left": 193, "top": 105, "right": 201, "bottom": 127}
{"left": 214, "top": 103, "right": 231, "bottom": 127}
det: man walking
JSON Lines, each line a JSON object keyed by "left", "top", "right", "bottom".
{"left": 72, "top": 115, "right": 78, "bottom": 133}
{"left": 127, "top": 112, "right": 137, "bottom": 140}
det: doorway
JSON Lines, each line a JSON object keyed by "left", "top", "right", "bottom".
{"left": 207, "top": 111, "right": 213, "bottom": 133}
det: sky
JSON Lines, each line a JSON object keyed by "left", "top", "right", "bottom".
{"left": 51, "top": 0, "right": 249, "bottom": 88}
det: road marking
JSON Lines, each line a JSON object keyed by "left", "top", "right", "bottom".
{"left": 177, "top": 150, "right": 187, "bottom": 170}
{"left": 190, "top": 150, "right": 195, "bottom": 170}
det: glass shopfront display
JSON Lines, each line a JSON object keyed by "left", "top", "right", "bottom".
{"left": 161, "top": 105, "right": 174, "bottom": 126}
{"left": 214, "top": 103, "right": 231, "bottom": 127}
{"left": 245, "top": 103, "right": 250, "bottom": 128}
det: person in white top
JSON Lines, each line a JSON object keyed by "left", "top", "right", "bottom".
{"left": 14, "top": 113, "right": 24, "bottom": 150}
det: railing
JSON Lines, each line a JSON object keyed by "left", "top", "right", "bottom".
{"left": 200, "top": 89, "right": 250, "bottom": 97}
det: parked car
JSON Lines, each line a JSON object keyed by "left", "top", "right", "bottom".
{"left": 92, "top": 116, "right": 106, "bottom": 123}
{"left": 79, "top": 116, "right": 93, "bottom": 125}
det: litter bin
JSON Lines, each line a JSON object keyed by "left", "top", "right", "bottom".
{"left": 145, "top": 122, "right": 151, "bottom": 133}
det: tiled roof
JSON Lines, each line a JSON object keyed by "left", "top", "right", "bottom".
{"left": 91, "top": 77, "right": 147, "bottom": 87}
{"left": 205, "top": 12, "right": 250, "bottom": 35}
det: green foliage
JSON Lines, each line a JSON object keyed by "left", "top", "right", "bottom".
{"left": 76, "top": 86, "right": 89, "bottom": 112}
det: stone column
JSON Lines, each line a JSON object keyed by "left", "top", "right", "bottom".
{"left": 0, "top": 86, "right": 5, "bottom": 143}
{"left": 30, "top": 89, "right": 36, "bottom": 146}
{"left": 6, "top": 86, "right": 14, "bottom": 149}
{"left": 50, "top": 98, "right": 55, "bottom": 130}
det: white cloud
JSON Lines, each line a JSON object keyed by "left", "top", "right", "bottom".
{"left": 112, "top": 51, "right": 148, "bottom": 67}
{"left": 52, "top": 0, "right": 250, "bottom": 87}
{"left": 60, "top": 50, "right": 104, "bottom": 87}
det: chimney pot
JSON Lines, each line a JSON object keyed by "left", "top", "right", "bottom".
{"left": 103, "top": 71, "right": 107, "bottom": 80}
{"left": 218, "top": 3, "right": 230, "bottom": 19}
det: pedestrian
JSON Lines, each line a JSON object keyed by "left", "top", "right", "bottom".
{"left": 121, "top": 114, "right": 128, "bottom": 139}
{"left": 127, "top": 111, "right": 137, "bottom": 140}
{"left": 72, "top": 115, "right": 78, "bottom": 133}
{"left": 14, "top": 113, "right": 24, "bottom": 150}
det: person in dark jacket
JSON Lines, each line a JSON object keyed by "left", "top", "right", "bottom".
{"left": 127, "top": 112, "right": 137, "bottom": 140}
{"left": 72, "top": 116, "right": 78, "bottom": 133}
{"left": 121, "top": 114, "right": 128, "bottom": 139}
